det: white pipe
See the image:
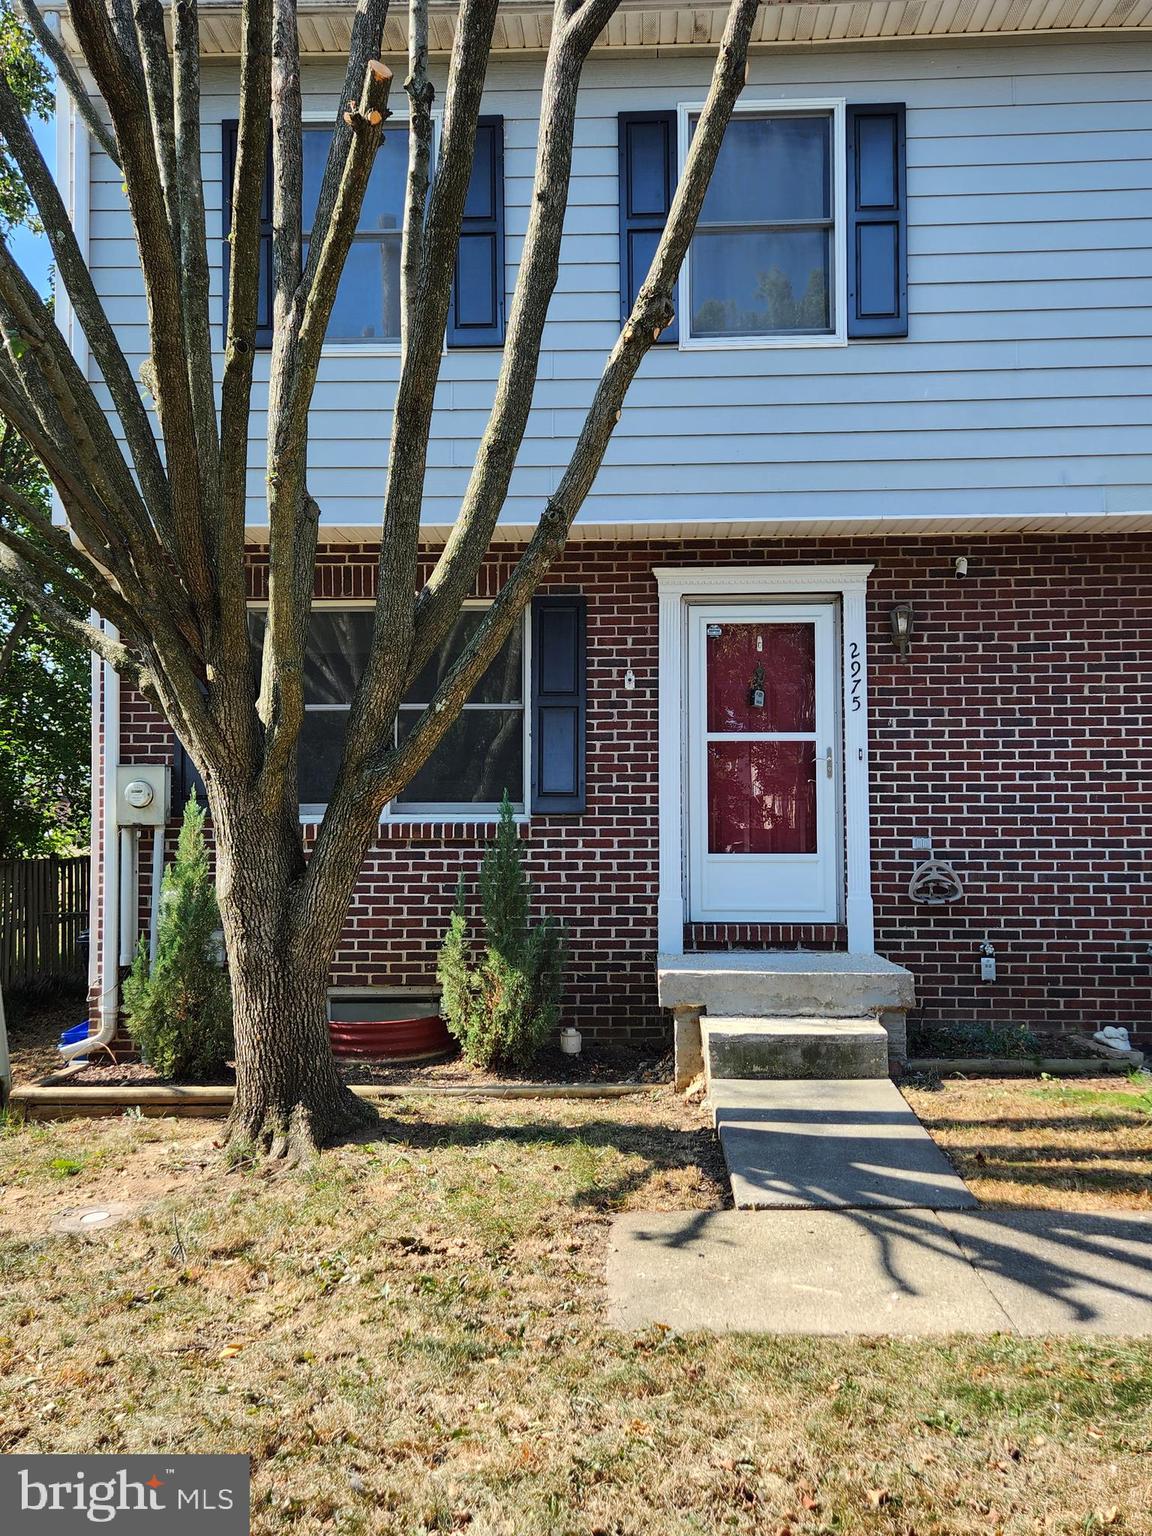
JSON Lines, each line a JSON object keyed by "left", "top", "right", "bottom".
{"left": 60, "top": 641, "right": 121, "bottom": 1062}
{"left": 86, "top": 644, "right": 100, "bottom": 992}
{"left": 118, "top": 828, "right": 137, "bottom": 966}
{"left": 149, "top": 825, "right": 165, "bottom": 966}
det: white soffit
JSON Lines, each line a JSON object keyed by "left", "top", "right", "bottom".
{"left": 243, "top": 511, "right": 1152, "bottom": 546}
{"left": 50, "top": 0, "right": 1152, "bottom": 56}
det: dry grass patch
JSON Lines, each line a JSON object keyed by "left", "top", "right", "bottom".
{"left": 1, "top": 1094, "right": 1151, "bottom": 1535}
{"left": 903, "top": 1073, "right": 1152, "bottom": 1212}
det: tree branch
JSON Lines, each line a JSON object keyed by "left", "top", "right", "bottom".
{"left": 330, "top": 0, "right": 764, "bottom": 837}
{"left": 218, "top": 0, "right": 273, "bottom": 665}
{"left": 409, "top": 0, "right": 620, "bottom": 678}
{"left": 172, "top": 0, "right": 221, "bottom": 519}
{"left": 0, "top": 473, "right": 139, "bottom": 630}
{"left": 0, "top": 277, "right": 149, "bottom": 581}
{"left": 0, "top": 71, "right": 171, "bottom": 539}
{"left": 342, "top": 0, "right": 499, "bottom": 783}
{"left": 132, "top": 0, "right": 181, "bottom": 252}
{"left": 257, "top": 59, "right": 393, "bottom": 811}
{"left": 401, "top": 0, "right": 433, "bottom": 354}
{"left": 0, "top": 603, "right": 31, "bottom": 685}
{"left": 296, "top": 0, "right": 392, "bottom": 286}
{"left": 69, "top": 0, "right": 211, "bottom": 607}
{"left": 13, "top": 0, "right": 121, "bottom": 167}
{"left": 0, "top": 514, "right": 128, "bottom": 628}
{"left": 0, "top": 541, "right": 145, "bottom": 684}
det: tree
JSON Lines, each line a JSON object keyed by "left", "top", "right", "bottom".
{"left": 0, "top": 0, "right": 763, "bottom": 1160}
{"left": 123, "top": 793, "right": 233, "bottom": 1081}
{"left": 0, "top": 3, "right": 89, "bottom": 857}
{"left": 0, "top": 422, "right": 91, "bottom": 855}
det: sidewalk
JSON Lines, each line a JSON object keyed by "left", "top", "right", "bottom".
{"left": 606, "top": 1208, "right": 1152, "bottom": 1335}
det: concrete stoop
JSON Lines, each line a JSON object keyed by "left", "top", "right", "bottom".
{"left": 703, "top": 1016, "right": 889, "bottom": 1081}
{"left": 657, "top": 951, "right": 915, "bottom": 1089}
{"left": 654, "top": 952, "right": 973, "bottom": 1215}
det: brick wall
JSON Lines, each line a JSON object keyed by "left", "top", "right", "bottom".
{"left": 97, "top": 531, "right": 1152, "bottom": 1050}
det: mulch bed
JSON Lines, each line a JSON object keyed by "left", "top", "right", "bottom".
{"left": 907, "top": 1026, "right": 1112, "bottom": 1061}
{"left": 48, "top": 1039, "right": 672, "bottom": 1090}
{"left": 4, "top": 992, "right": 90, "bottom": 1085}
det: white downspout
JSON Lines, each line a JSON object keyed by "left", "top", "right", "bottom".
{"left": 60, "top": 643, "right": 121, "bottom": 1062}
{"left": 148, "top": 825, "right": 165, "bottom": 966}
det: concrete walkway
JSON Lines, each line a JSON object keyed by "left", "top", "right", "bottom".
{"left": 712, "top": 1078, "right": 977, "bottom": 1210}
{"left": 606, "top": 1208, "right": 1152, "bottom": 1335}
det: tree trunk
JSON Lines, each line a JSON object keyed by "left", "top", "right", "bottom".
{"left": 211, "top": 788, "right": 377, "bottom": 1161}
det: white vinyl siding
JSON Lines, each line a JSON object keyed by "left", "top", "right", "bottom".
{"left": 83, "top": 39, "right": 1152, "bottom": 531}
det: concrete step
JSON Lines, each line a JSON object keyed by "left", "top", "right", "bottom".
{"left": 657, "top": 951, "right": 915, "bottom": 1020}
{"left": 704, "top": 1016, "right": 889, "bottom": 1082}
{"left": 709, "top": 1078, "right": 978, "bottom": 1211}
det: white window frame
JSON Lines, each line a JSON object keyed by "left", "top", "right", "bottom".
{"left": 389, "top": 598, "right": 531, "bottom": 821}
{"left": 304, "top": 110, "right": 441, "bottom": 359}
{"left": 676, "top": 97, "right": 848, "bottom": 352}
{"left": 251, "top": 598, "right": 531, "bottom": 823}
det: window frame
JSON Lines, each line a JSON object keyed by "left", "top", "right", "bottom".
{"left": 250, "top": 598, "right": 531, "bottom": 823}
{"left": 676, "top": 97, "right": 848, "bottom": 352}
{"left": 300, "top": 110, "right": 442, "bottom": 359}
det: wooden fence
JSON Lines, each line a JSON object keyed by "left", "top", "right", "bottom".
{"left": 0, "top": 857, "right": 90, "bottom": 991}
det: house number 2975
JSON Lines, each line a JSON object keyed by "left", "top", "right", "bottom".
{"left": 849, "top": 641, "right": 862, "bottom": 711}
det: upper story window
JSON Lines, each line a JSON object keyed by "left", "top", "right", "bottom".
{"left": 248, "top": 606, "right": 525, "bottom": 815}
{"left": 222, "top": 116, "right": 506, "bottom": 350}
{"left": 302, "top": 127, "right": 406, "bottom": 343}
{"left": 619, "top": 101, "right": 906, "bottom": 347}
{"left": 688, "top": 112, "right": 835, "bottom": 342}
{"left": 682, "top": 104, "right": 844, "bottom": 348}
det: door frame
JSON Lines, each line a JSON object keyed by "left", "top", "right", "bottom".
{"left": 686, "top": 599, "right": 841, "bottom": 926}
{"left": 654, "top": 564, "right": 875, "bottom": 956}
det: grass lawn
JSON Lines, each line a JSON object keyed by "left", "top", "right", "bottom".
{"left": 902, "top": 1073, "right": 1152, "bottom": 1213}
{"left": 2, "top": 1092, "right": 1150, "bottom": 1535}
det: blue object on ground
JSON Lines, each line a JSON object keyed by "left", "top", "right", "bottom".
{"left": 59, "top": 1020, "right": 91, "bottom": 1064}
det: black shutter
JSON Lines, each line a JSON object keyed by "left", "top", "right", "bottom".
{"left": 449, "top": 115, "right": 505, "bottom": 347}
{"left": 172, "top": 738, "right": 206, "bottom": 807}
{"left": 222, "top": 119, "right": 274, "bottom": 349}
{"left": 530, "top": 594, "right": 587, "bottom": 814}
{"left": 846, "top": 103, "right": 908, "bottom": 339}
{"left": 618, "top": 111, "right": 677, "bottom": 344}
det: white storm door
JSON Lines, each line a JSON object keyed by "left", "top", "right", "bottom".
{"left": 687, "top": 602, "right": 839, "bottom": 924}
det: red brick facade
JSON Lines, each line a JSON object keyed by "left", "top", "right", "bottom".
{"left": 97, "top": 531, "right": 1152, "bottom": 1051}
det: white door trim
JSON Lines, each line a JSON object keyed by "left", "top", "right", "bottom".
{"left": 655, "top": 564, "right": 875, "bottom": 956}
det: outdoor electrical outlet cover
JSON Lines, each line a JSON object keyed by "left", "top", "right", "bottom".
{"left": 980, "top": 956, "right": 997, "bottom": 982}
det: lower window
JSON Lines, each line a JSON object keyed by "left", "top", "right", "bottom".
{"left": 250, "top": 605, "right": 526, "bottom": 813}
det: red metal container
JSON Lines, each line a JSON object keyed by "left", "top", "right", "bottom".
{"left": 327, "top": 1000, "right": 454, "bottom": 1062}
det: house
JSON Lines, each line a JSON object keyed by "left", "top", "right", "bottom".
{"left": 63, "top": 0, "right": 1152, "bottom": 1066}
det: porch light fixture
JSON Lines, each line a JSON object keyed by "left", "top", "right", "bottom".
{"left": 889, "top": 603, "right": 913, "bottom": 657}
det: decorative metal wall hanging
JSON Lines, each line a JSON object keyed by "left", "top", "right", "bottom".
{"left": 908, "top": 857, "right": 964, "bottom": 905}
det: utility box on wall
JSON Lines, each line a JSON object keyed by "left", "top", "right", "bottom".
{"left": 116, "top": 764, "right": 170, "bottom": 827}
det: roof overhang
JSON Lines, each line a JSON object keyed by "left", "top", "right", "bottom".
{"left": 244, "top": 510, "right": 1152, "bottom": 546}
{"left": 45, "top": 0, "right": 1152, "bottom": 57}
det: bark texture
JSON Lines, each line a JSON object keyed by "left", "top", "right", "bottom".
{"left": 212, "top": 795, "right": 374, "bottom": 1159}
{"left": 0, "top": 0, "right": 762, "bottom": 1157}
